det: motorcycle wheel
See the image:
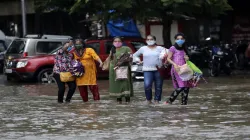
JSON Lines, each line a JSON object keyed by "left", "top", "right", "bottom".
{"left": 209, "top": 63, "right": 219, "bottom": 77}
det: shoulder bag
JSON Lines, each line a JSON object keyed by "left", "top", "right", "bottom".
{"left": 60, "top": 72, "right": 75, "bottom": 82}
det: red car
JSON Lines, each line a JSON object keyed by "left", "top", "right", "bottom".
{"left": 4, "top": 37, "right": 146, "bottom": 83}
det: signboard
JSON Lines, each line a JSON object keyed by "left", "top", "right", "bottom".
{"left": 232, "top": 16, "right": 250, "bottom": 42}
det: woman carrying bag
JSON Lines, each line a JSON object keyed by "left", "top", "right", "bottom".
{"left": 73, "top": 39, "right": 103, "bottom": 102}
{"left": 105, "top": 37, "right": 133, "bottom": 104}
{"left": 53, "top": 43, "right": 76, "bottom": 103}
{"left": 164, "top": 33, "right": 192, "bottom": 105}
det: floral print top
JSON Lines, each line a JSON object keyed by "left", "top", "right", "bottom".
{"left": 53, "top": 49, "right": 74, "bottom": 74}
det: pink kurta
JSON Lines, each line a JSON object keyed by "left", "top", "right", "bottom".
{"left": 169, "top": 46, "right": 191, "bottom": 89}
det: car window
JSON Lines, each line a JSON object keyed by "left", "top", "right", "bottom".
{"left": 6, "top": 40, "right": 25, "bottom": 54}
{"left": 87, "top": 42, "right": 100, "bottom": 54}
{"left": 36, "top": 42, "right": 62, "bottom": 54}
{"left": 105, "top": 41, "right": 113, "bottom": 54}
{"left": 4, "top": 39, "right": 13, "bottom": 48}
{"left": 130, "top": 41, "right": 146, "bottom": 50}
{"left": 0, "top": 41, "right": 6, "bottom": 52}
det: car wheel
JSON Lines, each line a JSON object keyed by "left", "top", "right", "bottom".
{"left": 37, "top": 68, "right": 56, "bottom": 84}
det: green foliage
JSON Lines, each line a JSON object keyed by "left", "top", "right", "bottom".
{"left": 36, "top": 0, "right": 232, "bottom": 21}
{"left": 34, "top": 0, "right": 76, "bottom": 12}
{"left": 68, "top": 0, "right": 232, "bottom": 22}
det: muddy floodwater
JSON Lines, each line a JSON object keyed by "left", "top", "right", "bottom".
{"left": 0, "top": 75, "right": 250, "bottom": 140}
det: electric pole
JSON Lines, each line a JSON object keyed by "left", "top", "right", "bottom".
{"left": 21, "top": 0, "right": 27, "bottom": 37}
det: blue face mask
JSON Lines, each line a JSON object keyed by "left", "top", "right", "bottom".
{"left": 175, "top": 40, "right": 185, "bottom": 46}
{"left": 67, "top": 46, "right": 72, "bottom": 52}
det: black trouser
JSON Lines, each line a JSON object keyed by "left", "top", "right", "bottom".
{"left": 117, "top": 97, "right": 130, "bottom": 103}
{"left": 168, "top": 87, "right": 189, "bottom": 105}
{"left": 54, "top": 73, "right": 76, "bottom": 103}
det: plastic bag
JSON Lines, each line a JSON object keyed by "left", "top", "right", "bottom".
{"left": 176, "top": 64, "right": 193, "bottom": 81}
{"left": 71, "top": 60, "right": 84, "bottom": 77}
{"left": 186, "top": 60, "right": 202, "bottom": 74}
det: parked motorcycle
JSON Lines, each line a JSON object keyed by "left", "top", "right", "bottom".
{"left": 208, "top": 44, "right": 234, "bottom": 77}
{"left": 187, "top": 44, "right": 210, "bottom": 69}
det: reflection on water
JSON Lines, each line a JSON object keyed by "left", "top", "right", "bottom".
{"left": 0, "top": 76, "right": 250, "bottom": 139}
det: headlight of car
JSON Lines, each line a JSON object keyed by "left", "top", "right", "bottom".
{"left": 16, "top": 61, "right": 28, "bottom": 68}
{"left": 131, "top": 65, "right": 138, "bottom": 71}
{"left": 217, "top": 51, "right": 223, "bottom": 55}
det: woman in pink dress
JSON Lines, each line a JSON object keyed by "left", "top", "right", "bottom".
{"left": 165, "top": 33, "right": 191, "bottom": 105}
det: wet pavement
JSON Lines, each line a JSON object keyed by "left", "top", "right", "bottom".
{"left": 0, "top": 74, "right": 250, "bottom": 140}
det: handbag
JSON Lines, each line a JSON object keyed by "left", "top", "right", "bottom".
{"left": 60, "top": 72, "right": 75, "bottom": 82}
{"left": 156, "top": 55, "right": 171, "bottom": 79}
{"left": 102, "top": 55, "right": 111, "bottom": 71}
{"left": 115, "top": 66, "right": 129, "bottom": 81}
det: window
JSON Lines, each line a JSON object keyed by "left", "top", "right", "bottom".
{"left": 36, "top": 42, "right": 62, "bottom": 54}
{"left": 105, "top": 41, "right": 113, "bottom": 54}
{"left": 87, "top": 42, "right": 100, "bottom": 54}
{"left": 6, "top": 40, "right": 25, "bottom": 54}
{"left": 0, "top": 41, "right": 6, "bottom": 52}
{"left": 130, "top": 41, "right": 146, "bottom": 50}
{"left": 4, "top": 39, "right": 13, "bottom": 47}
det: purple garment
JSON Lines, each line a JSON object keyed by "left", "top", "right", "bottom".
{"left": 169, "top": 46, "right": 191, "bottom": 88}
{"left": 71, "top": 60, "right": 84, "bottom": 77}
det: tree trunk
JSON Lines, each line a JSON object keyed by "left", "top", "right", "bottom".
{"left": 162, "top": 19, "right": 172, "bottom": 48}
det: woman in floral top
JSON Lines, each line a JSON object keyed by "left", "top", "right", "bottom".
{"left": 53, "top": 42, "right": 76, "bottom": 103}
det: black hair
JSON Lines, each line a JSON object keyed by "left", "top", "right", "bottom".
{"left": 75, "top": 38, "right": 86, "bottom": 48}
{"left": 147, "top": 35, "right": 156, "bottom": 40}
{"left": 113, "top": 36, "right": 123, "bottom": 41}
{"left": 174, "top": 33, "right": 185, "bottom": 39}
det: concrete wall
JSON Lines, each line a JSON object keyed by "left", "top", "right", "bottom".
{"left": 136, "top": 20, "right": 179, "bottom": 46}
{"left": 150, "top": 25, "right": 163, "bottom": 45}
{"left": 0, "top": 0, "right": 35, "bottom": 16}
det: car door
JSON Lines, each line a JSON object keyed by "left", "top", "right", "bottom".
{"left": 85, "top": 41, "right": 106, "bottom": 77}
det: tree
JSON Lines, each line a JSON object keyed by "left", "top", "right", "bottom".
{"left": 38, "top": 0, "right": 233, "bottom": 46}
{"left": 34, "top": 0, "right": 76, "bottom": 12}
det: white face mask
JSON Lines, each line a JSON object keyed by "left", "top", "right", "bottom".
{"left": 146, "top": 40, "right": 156, "bottom": 46}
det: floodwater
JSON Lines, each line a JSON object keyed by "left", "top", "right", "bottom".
{"left": 0, "top": 75, "right": 250, "bottom": 140}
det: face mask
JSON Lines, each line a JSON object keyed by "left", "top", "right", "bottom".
{"left": 146, "top": 40, "right": 156, "bottom": 46}
{"left": 175, "top": 40, "right": 185, "bottom": 46}
{"left": 67, "top": 46, "right": 72, "bottom": 52}
{"left": 75, "top": 44, "right": 83, "bottom": 50}
{"left": 113, "top": 42, "right": 122, "bottom": 48}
